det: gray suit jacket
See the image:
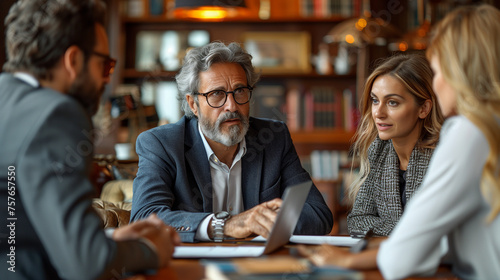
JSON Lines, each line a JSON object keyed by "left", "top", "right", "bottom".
{"left": 0, "top": 73, "right": 157, "bottom": 280}
{"left": 347, "top": 138, "right": 434, "bottom": 236}
{"left": 130, "top": 116, "right": 333, "bottom": 242}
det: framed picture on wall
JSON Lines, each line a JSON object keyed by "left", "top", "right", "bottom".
{"left": 241, "top": 31, "right": 311, "bottom": 74}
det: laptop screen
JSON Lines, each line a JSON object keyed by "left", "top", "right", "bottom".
{"left": 263, "top": 181, "right": 312, "bottom": 254}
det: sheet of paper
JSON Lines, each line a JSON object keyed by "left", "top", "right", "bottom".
{"left": 290, "top": 235, "right": 359, "bottom": 247}
{"left": 173, "top": 246, "right": 265, "bottom": 258}
{"left": 251, "top": 235, "right": 359, "bottom": 247}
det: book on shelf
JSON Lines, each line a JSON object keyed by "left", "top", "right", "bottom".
{"left": 310, "top": 150, "right": 322, "bottom": 180}
{"left": 285, "top": 86, "right": 302, "bottom": 130}
{"left": 148, "top": 0, "right": 164, "bottom": 16}
{"left": 124, "top": 0, "right": 145, "bottom": 18}
{"left": 301, "top": 149, "right": 358, "bottom": 213}
{"left": 340, "top": 0, "right": 353, "bottom": 17}
{"left": 300, "top": 0, "right": 315, "bottom": 17}
{"left": 304, "top": 89, "right": 314, "bottom": 130}
{"left": 312, "top": 87, "right": 343, "bottom": 129}
{"left": 285, "top": 86, "right": 356, "bottom": 131}
{"left": 300, "top": 0, "right": 355, "bottom": 18}
{"left": 314, "top": 0, "right": 330, "bottom": 18}
{"left": 310, "top": 150, "right": 341, "bottom": 181}
{"left": 342, "top": 87, "right": 359, "bottom": 131}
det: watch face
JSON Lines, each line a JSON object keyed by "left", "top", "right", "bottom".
{"left": 215, "top": 211, "right": 230, "bottom": 219}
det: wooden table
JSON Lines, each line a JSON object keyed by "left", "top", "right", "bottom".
{"left": 134, "top": 242, "right": 458, "bottom": 280}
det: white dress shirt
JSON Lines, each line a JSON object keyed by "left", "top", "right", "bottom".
{"left": 195, "top": 124, "right": 246, "bottom": 241}
{"left": 377, "top": 115, "right": 500, "bottom": 280}
{"left": 14, "top": 72, "right": 39, "bottom": 87}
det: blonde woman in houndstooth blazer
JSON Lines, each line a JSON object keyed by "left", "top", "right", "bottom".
{"left": 346, "top": 54, "right": 444, "bottom": 236}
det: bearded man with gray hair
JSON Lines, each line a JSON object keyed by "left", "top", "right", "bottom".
{"left": 131, "top": 41, "right": 333, "bottom": 243}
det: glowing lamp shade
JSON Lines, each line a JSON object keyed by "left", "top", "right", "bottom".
{"left": 390, "top": 20, "right": 431, "bottom": 52}
{"left": 174, "top": 0, "right": 246, "bottom": 19}
{"left": 323, "top": 12, "right": 400, "bottom": 105}
{"left": 175, "top": 0, "right": 246, "bottom": 8}
{"left": 324, "top": 16, "right": 400, "bottom": 47}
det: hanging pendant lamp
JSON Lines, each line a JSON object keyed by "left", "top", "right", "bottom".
{"left": 322, "top": 0, "right": 400, "bottom": 102}
{"left": 390, "top": 0, "right": 431, "bottom": 52}
{"left": 174, "top": 0, "right": 246, "bottom": 20}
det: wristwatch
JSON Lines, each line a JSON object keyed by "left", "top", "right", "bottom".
{"left": 211, "top": 211, "right": 231, "bottom": 242}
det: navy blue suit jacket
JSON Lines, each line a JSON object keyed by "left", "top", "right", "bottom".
{"left": 130, "top": 116, "right": 333, "bottom": 242}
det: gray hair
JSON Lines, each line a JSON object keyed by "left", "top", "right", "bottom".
{"left": 175, "top": 41, "right": 261, "bottom": 118}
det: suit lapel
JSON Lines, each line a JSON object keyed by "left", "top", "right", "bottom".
{"left": 184, "top": 118, "right": 213, "bottom": 212}
{"left": 385, "top": 141, "right": 404, "bottom": 217}
{"left": 405, "top": 147, "right": 430, "bottom": 201}
{"left": 241, "top": 124, "right": 263, "bottom": 209}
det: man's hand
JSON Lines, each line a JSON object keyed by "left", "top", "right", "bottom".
{"left": 113, "top": 214, "right": 181, "bottom": 267}
{"left": 222, "top": 198, "right": 282, "bottom": 239}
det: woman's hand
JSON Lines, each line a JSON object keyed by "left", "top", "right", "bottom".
{"left": 298, "top": 244, "right": 379, "bottom": 270}
{"left": 298, "top": 244, "right": 354, "bottom": 268}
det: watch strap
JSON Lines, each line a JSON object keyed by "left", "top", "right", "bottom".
{"left": 211, "top": 216, "right": 226, "bottom": 242}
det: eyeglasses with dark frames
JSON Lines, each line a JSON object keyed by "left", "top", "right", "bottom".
{"left": 196, "top": 86, "right": 253, "bottom": 108}
{"left": 91, "top": 51, "right": 117, "bottom": 78}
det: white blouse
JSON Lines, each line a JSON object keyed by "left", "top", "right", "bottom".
{"left": 377, "top": 115, "right": 500, "bottom": 280}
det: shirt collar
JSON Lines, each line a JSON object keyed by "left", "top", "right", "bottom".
{"left": 13, "top": 72, "right": 39, "bottom": 87}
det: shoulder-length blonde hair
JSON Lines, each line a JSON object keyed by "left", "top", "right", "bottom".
{"left": 347, "top": 54, "right": 444, "bottom": 203}
{"left": 426, "top": 4, "right": 500, "bottom": 222}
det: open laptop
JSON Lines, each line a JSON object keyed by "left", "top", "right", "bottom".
{"left": 173, "top": 181, "right": 312, "bottom": 258}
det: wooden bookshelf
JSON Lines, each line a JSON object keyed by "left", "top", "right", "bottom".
{"left": 121, "top": 16, "right": 350, "bottom": 24}
{"left": 291, "top": 129, "right": 354, "bottom": 155}
{"left": 117, "top": 10, "right": 360, "bottom": 142}
{"left": 122, "top": 68, "right": 356, "bottom": 80}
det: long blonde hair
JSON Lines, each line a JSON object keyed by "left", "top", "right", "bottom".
{"left": 427, "top": 4, "right": 500, "bottom": 222}
{"left": 347, "top": 54, "right": 444, "bottom": 203}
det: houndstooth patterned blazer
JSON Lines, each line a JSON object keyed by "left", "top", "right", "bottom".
{"left": 347, "top": 137, "right": 434, "bottom": 236}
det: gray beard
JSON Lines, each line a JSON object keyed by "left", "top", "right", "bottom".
{"left": 199, "top": 110, "right": 249, "bottom": 147}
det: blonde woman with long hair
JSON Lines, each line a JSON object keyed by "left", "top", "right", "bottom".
{"left": 347, "top": 54, "right": 443, "bottom": 236}
{"left": 299, "top": 4, "right": 500, "bottom": 279}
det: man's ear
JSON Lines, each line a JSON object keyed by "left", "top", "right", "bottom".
{"left": 187, "top": 94, "right": 198, "bottom": 117}
{"left": 419, "top": 99, "right": 432, "bottom": 119}
{"left": 62, "top": 45, "right": 84, "bottom": 82}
